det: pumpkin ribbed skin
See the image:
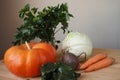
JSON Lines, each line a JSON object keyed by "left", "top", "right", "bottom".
{"left": 4, "top": 42, "right": 56, "bottom": 77}
{"left": 33, "top": 42, "right": 56, "bottom": 62}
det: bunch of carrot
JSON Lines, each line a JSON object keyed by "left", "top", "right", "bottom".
{"left": 79, "top": 53, "right": 115, "bottom": 72}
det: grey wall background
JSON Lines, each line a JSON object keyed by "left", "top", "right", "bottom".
{"left": 0, "top": 0, "right": 120, "bottom": 59}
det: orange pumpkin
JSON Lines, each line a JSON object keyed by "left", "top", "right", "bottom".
{"left": 4, "top": 42, "right": 56, "bottom": 77}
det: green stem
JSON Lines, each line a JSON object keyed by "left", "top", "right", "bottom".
{"left": 54, "top": 27, "right": 61, "bottom": 34}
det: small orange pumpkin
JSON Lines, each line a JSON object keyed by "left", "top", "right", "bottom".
{"left": 4, "top": 42, "right": 56, "bottom": 77}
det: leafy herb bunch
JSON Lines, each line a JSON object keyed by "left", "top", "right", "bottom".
{"left": 41, "top": 62, "right": 80, "bottom": 80}
{"left": 13, "top": 3, "right": 73, "bottom": 48}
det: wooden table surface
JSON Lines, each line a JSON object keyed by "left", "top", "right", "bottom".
{"left": 0, "top": 48, "right": 120, "bottom": 80}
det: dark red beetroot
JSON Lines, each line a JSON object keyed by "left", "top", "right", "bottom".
{"left": 63, "top": 52, "right": 79, "bottom": 70}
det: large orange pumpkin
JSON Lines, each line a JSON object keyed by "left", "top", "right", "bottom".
{"left": 4, "top": 42, "right": 56, "bottom": 77}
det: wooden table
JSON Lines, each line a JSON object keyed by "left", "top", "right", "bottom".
{"left": 0, "top": 48, "right": 120, "bottom": 80}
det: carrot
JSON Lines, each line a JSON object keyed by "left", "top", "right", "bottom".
{"left": 80, "top": 53, "right": 107, "bottom": 69}
{"left": 84, "top": 57, "right": 114, "bottom": 72}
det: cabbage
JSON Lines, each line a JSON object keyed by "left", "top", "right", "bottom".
{"left": 62, "top": 32, "right": 93, "bottom": 61}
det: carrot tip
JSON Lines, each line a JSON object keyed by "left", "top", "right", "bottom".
{"left": 110, "top": 57, "right": 115, "bottom": 63}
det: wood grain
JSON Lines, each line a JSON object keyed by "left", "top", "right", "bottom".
{"left": 0, "top": 48, "right": 120, "bottom": 80}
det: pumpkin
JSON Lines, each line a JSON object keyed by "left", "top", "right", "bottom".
{"left": 4, "top": 42, "right": 56, "bottom": 77}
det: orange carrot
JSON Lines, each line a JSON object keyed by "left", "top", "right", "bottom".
{"left": 84, "top": 57, "right": 114, "bottom": 72}
{"left": 80, "top": 53, "right": 107, "bottom": 69}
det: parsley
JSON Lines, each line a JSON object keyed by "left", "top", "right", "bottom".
{"left": 13, "top": 3, "right": 73, "bottom": 49}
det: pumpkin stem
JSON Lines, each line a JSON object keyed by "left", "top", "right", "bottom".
{"left": 25, "top": 41, "right": 31, "bottom": 50}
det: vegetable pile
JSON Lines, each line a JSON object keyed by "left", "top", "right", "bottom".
{"left": 4, "top": 3, "right": 81, "bottom": 80}
{"left": 3, "top": 2, "right": 115, "bottom": 80}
